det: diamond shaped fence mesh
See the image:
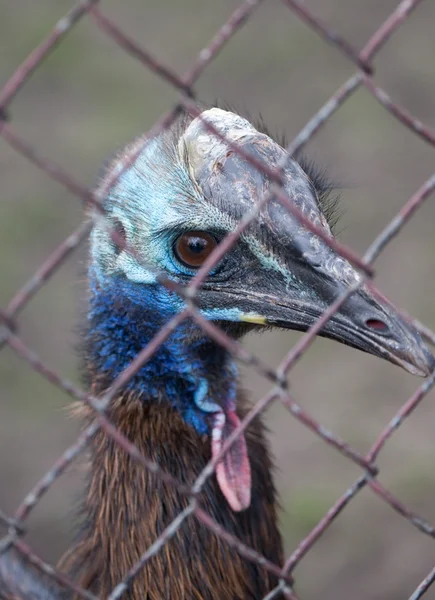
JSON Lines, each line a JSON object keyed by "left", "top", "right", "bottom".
{"left": 0, "top": 1, "right": 435, "bottom": 599}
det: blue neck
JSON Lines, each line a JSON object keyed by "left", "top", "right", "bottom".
{"left": 85, "top": 271, "right": 238, "bottom": 435}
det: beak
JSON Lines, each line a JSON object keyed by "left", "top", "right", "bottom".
{"left": 181, "top": 108, "right": 434, "bottom": 377}
{"left": 238, "top": 272, "right": 435, "bottom": 378}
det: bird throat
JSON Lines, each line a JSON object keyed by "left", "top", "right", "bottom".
{"left": 65, "top": 275, "right": 283, "bottom": 598}
{"left": 86, "top": 276, "right": 252, "bottom": 511}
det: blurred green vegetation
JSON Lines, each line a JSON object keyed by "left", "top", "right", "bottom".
{"left": 282, "top": 487, "right": 337, "bottom": 539}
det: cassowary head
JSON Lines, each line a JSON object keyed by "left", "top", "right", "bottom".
{"left": 91, "top": 107, "right": 433, "bottom": 375}
{"left": 89, "top": 108, "right": 434, "bottom": 510}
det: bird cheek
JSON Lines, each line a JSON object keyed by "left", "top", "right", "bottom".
{"left": 117, "top": 252, "right": 164, "bottom": 287}
{"left": 200, "top": 307, "right": 246, "bottom": 322}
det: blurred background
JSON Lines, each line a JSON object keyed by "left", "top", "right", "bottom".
{"left": 1, "top": 1, "right": 435, "bottom": 598}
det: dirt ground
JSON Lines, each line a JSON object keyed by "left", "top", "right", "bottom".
{"left": 1, "top": 1, "right": 435, "bottom": 598}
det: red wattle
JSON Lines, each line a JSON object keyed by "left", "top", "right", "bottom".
{"left": 211, "top": 409, "right": 251, "bottom": 512}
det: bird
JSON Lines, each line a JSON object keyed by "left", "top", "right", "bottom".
{"left": 1, "top": 107, "right": 433, "bottom": 600}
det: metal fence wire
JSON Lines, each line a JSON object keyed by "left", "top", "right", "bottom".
{"left": 1, "top": 1, "right": 435, "bottom": 599}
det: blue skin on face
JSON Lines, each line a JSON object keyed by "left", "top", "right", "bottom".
{"left": 87, "top": 267, "right": 239, "bottom": 435}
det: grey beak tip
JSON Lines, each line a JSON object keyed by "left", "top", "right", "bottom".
{"left": 421, "top": 349, "right": 435, "bottom": 377}
{"left": 405, "top": 343, "right": 435, "bottom": 377}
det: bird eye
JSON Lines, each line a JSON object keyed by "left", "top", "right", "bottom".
{"left": 173, "top": 231, "right": 218, "bottom": 268}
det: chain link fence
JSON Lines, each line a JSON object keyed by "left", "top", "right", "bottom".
{"left": 0, "top": 1, "right": 434, "bottom": 598}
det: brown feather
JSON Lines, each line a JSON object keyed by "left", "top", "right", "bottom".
{"left": 59, "top": 381, "right": 284, "bottom": 599}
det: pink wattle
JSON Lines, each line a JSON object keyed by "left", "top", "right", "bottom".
{"left": 211, "top": 409, "right": 251, "bottom": 512}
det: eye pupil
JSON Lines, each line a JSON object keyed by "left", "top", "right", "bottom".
{"left": 188, "top": 238, "right": 206, "bottom": 253}
{"left": 174, "top": 231, "right": 217, "bottom": 268}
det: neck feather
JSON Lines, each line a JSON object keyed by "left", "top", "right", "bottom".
{"left": 84, "top": 274, "right": 238, "bottom": 434}
{"left": 61, "top": 399, "right": 283, "bottom": 599}
{"left": 61, "top": 274, "right": 284, "bottom": 598}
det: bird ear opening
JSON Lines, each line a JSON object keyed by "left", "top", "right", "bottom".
{"left": 111, "top": 219, "right": 127, "bottom": 256}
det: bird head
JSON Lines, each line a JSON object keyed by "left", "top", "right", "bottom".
{"left": 91, "top": 107, "right": 434, "bottom": 378}
{"left": 89, "top": 108, "right": 434, "bottom": 511}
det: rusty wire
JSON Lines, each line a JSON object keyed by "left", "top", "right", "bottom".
{"left": 0, "top": 1, "right": 435, "bottom": 599}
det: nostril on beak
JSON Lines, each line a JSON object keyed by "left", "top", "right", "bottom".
{"left": 365, "top": 318, "right": 389, "bottom": 333}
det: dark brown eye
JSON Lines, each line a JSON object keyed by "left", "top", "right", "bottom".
{"left": 112, "top": 220, "right": 126, "bottom": 255}
{"left": 174, "top": 231, "right": 218, "bottom": 268}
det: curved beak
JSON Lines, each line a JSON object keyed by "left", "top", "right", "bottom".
{"left": 237, "top": 273, "right": 435, "bottom": 377}
{"left": 182, "top": 107, "right": 434, "bottom": 377}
